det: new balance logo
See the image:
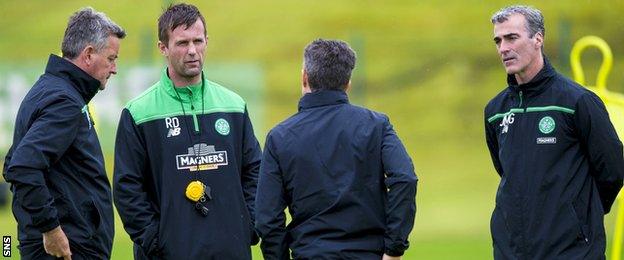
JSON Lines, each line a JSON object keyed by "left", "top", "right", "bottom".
{"left": 499, "top": 113, "right": 515, "bottom": 134}
{"left": 167, "top": 128, "right": 181, "bottom": 137}
{"left": 165, "top": 117, "right": 181, "bottom": 138}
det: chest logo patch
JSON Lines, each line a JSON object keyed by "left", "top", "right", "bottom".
{"left": 539, "top": 116, "right": 555, "bottom": 134}
{"left": 176, "top": 143, "right": 229, "bottom": 171}
{"left": 215, "top": 118, "right": 230, "bottom": 135}
{"left": 499, "top": 113, "right": 515, "bottom": 134}
{"left": 165, "top": 117, "right": 181, "bottom": 137}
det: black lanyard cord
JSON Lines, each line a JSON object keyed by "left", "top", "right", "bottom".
{"left": 172, "top": 76, "right": 205, "bottom": 182}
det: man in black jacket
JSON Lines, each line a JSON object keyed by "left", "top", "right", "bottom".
{"left": 485, "top": 5, "right": 624, "bottom": 259}
{"left": 2, "top": 7, "right": 125, "bottom": 260}
{"left": 255, "top": 39, "right": 417, "bottom": 259}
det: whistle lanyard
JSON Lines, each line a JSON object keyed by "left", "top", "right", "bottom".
{"left": 173, "top": 76, "right": 213, "bottom": 216}
{"left": 172, "top": 76, "right": 205, "bottom": 182}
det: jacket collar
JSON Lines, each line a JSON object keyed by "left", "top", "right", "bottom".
{"left": 45, "top": 54, "right": 101, "bottom": 103}
{"left": 298, "top": 90, "right": 349, "bottom": 111}
{"left": 506, "top": 56, "right": 557, "bottom": 95}
{"left": 159, "top": 67, "right": 205, "bottom": 103}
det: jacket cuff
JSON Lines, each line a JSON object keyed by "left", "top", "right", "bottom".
{"left": 385, "top": 248, "right": 405, "bottom": 257}
{"left": 37, "top": 219, "right": 60, "bottom": 233}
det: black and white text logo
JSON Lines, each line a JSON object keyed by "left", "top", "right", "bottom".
{"left": 166, "top": 117, "right": 181, "bottom": 137}
{"left": 176, "top": 143, "right": 228, "bottom": 172}
{"left": 499, "top": 113, "right": 515, "bottom": 134}
{"left": 2, "top": 236, "right": 10, "bottom": 257}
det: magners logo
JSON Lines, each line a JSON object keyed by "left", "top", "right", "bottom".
{"left": 176, "top": 143, "right": 228, "bottom": 171}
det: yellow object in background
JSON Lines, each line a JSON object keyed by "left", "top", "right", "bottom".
{"left": 570, "top": 35, "right": 624, "bottom": 260}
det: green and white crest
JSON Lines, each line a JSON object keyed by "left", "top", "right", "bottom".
{"left": 538, "top": 116, "right": 555, "bottom": 134}
{"left": 215, "top": 118, "right": 230, "bottom": 135}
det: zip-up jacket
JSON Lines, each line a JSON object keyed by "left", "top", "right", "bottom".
{"left": 2, "top": 54, "right": 114, "bottom": 258}
{"left": 113, "top": 68, "right": 262, "bottom": 259}
{"left": 255, "top": 90, "right": 417, "bottom": 259}
{"left": 484, "top": 58, "right": 624, "bottom": 259}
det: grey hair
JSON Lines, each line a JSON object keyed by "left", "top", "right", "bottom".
{"left": 61, "top": 7, "right": 126, "bottom": 59}
{"left": 304, "top": 39, "right": 356, "bottom": 91}
{"left": 491, "top": 5, "right": 545, "bottom": 38}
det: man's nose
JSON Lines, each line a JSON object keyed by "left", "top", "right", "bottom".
{"left": 188, "top": 43, "right": 197, "bottom": 56}
{"left": 498, "top": 41, "right": 511, "bottom": 55}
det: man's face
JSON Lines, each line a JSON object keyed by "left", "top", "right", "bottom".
{"left": 493, "top": 14, "right": 542, "bottom": 76}
{"left": 159, "top": 19, "right": 207, "bottom": 81}
{"left": 90, "top": 36, "right": 120, "bottom": 90}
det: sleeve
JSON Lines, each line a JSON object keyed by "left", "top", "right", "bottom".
{"left": 485, "top": 111, "right": 504, "bottom": 177}
{"left": 381, "top": 116, "right": 418, "bottom": 257}
{"left": 574, "top": 93, "right": 624, "bottom": 214}
{"left": 113, "top": 108, "right": 161, "bottom": 255}
{"left": 241, "top": 107, "right": 262, "bottom": 245}
{"left": 3, "top": 94, "right": 82, "bottom": 233}
{"left": 255, "top": 132, "right": 290, "bottom": 260}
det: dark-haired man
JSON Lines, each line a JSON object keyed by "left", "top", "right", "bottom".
{"left": 3, "top": 7, "right": 125, "bottom": 260}
{"left": 113, "top": 3, "right": 261, "bottom": 259}
{"left": 255, "top": 39, "right": 417, "bottom": 260}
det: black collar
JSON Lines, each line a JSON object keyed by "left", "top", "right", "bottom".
{"left": 298, "top": 90, "right": 349, "bottom": 111}
{"left": 506, "top": 56, "right": 557, "bottom": 96}
{"left": 45, "top": 54, "right": 101, "bottom": 103}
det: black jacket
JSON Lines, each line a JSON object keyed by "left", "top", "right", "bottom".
{"left": 2, "top": 54, "right": 114, "bottom": 258}
{"left": 484, "top": 58, "right": 624, "bottom": 259}
{"left": 255, "top": 90, "right": 417, "bottom": 259}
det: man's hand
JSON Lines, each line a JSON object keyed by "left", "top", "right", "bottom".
{"left": 382, "top": 254, "right": 401, "bottom": 260}
{"left": 43, "top": 226, "right": 72, "bottom": 259}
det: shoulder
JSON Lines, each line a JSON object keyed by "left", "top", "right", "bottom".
{"left": 204, "top": 79, "right": 246, "bottom": 112}
{"left": 551, "top": 74, "right": 594, "bottom": 100}
{"left": 28, "top": 74, "right": 83, "bottom": 110}
{"left": 484, "top": 87, "right": 511, "bottom": 116}
{"left": 124, "top": 82, "right": 161, "bottom": 123}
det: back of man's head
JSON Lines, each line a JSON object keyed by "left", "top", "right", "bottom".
{"left": 304, "top": 39, "right": 356, "bottom": 91}
{"left": 61, "top": 7, "right": 126, "bottom": 60}
{"left": 158, "top": 3, "right": 206, "bottom": 46}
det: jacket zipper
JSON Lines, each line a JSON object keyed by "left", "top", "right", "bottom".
{"left": 188, "top": 87, "right": 200, "bottom": 133}
{"left": 518, "top": 89, "right": 528, "bottom": 255}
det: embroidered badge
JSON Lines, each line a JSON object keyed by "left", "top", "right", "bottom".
{"left": 538, "top": 116, "right": 555, "bottom": 134}
{"left": 215, "top": 118, "right": 230, "bottom": 135}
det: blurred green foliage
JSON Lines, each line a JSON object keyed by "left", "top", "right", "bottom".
{"left": 1, "top": 0, "right": 624, "bottom": 259}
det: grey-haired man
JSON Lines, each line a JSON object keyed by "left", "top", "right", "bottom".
{"left": 485, "top": 5, "right": 623, "bottom": 259}
{"left": 3, "top": 7, "right": 125, "bottom": 259}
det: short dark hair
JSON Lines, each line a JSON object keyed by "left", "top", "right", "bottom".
{"left": 61, "top": 7, "right": 126, "bottom": 60}
{"left": 304, "top": 39, "right": 356, "bottom": 91}
{"left": 158, "top": 3, "right": 206, "bottom": 46}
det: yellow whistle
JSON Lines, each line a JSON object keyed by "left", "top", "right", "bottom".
{"left": 185, "top": 181, "right": 205, "bottom": 202}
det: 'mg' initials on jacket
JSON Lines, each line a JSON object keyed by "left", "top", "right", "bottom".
{"left": 484, "top": 58, "right": 624, "bottom": 260}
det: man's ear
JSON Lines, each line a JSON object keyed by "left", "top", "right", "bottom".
{"left": 302, "top": 69, "right": 308, "bottom": 88}
{"left": 534, "top": 32, "right": 544, "bottom": 50}
{"left": 301, "top": 69, "right": 311, "bottom": 94}
{"left": 82, "top": 45, "right": 95, "bottom": 66}
{"left": 158, "top": 41, "right": 168, "bottom": 56}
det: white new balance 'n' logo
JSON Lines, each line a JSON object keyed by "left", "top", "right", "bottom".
{"left": 165, "top": 117, "right": 181, "bottom": 137}
{"left": 499, "top": 113, "right": 515, "bottom": 134}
